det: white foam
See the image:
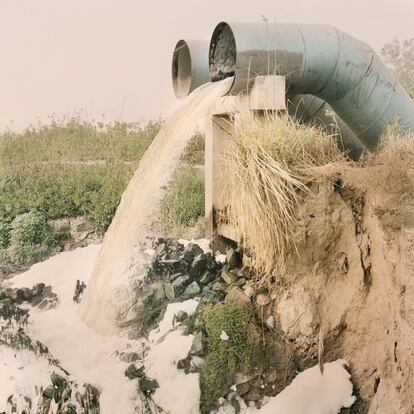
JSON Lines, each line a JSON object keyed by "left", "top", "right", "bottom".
{"left": 9, "top": 246, "right": 140, "bottom": 414}
{"left": 218, "top": 360, "right": 356, "bottom": 414}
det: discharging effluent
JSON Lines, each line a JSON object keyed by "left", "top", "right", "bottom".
{"left": 79, "top": 78, "right": 233, "bottom": 334}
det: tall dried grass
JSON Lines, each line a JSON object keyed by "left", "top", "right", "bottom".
{"left": 369, "top": 124, "right": 414, "bottom": 198}
{"left": 217, "top": 111, "right": 347, "bottom": 276}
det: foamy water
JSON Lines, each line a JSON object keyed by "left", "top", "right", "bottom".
{"left": 79, "top": 79, "right": 233, "bottom": 334}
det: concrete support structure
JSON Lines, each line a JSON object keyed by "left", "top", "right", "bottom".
{"left": 205, "top": 75, "right": 286, "bottom": 247}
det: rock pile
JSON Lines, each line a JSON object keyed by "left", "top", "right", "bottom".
{"left": 0, "top": 283, "right": 58, "bottom": 310}
{"left": 127, "top": 238, "right": 256, "bottom": 335}
{"left": 36, "top": 373, "right": 100, "bottom": 414}
{"left": 124, "top": 237, "right": 296, "bottom": 412}
{"left": 49, "top": 216, "right": 100, "bottom": 252}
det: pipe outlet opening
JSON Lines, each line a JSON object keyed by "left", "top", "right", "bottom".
{"left": 209, "top": 22, "right": 236, "bottom": 82}
{"left": 172, "top": 40, "right": 192, "bottom": 99}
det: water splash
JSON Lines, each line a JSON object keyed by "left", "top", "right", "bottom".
{"left": 79, "top": 79, "right": 233, "bottom": 334}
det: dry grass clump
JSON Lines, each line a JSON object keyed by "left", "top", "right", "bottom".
{"left": 369, "top": 124, "right": 414, "bottom": 198}
{"left": 217, "top": 111, "right": 347, "bottom": 275}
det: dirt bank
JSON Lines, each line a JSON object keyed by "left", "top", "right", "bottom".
{"left": 271, "top": 167, "right": 414, "bottom": 413}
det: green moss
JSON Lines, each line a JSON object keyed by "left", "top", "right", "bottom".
{"left": 200, "top": 302, "right": 262, "bottom": 413}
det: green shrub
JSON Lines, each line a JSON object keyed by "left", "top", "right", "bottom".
{"left": 180, "top": 132, "right": 205, "bottom": 165}
{"left": 200, "top": 302, "right": 262, "bottom": 413}
{"left": 0, "top": 117, "right": 162, "bottom": 165}
{"left": 0, "top": 118, "right": 161, "bottom": 236}
{"left": 0, "top": 220, "right": 12, "bottom": 248}
{"left": 8, "top": 211, "right": 55, "bottom": 266}
{"left": 86, "top": 168, "right": 130, "bottom": 233}
{"left": 158, "top": 167, "right": 205, "bottom": 237}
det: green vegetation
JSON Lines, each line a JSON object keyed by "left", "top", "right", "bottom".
{"left": 0, "top": 163, "right": 133, "bottom": 234}
{"left": 180, "top": 132, "right": 205, "bottom": 165}
{"left": 0, "top": 118, "right": 162, "bottom": 235}
{"left": 0, "top": 116, "right": 160, "bottom": 164}
{"left": 158, "top": 166, "right": 205, "bottom": 238}
{"left": 1, "top": 211, "right": 55, "bottom": 266}
{"left": 200, "top": 301, "right": 262, "bottom": 413}
{"left": 0, "top": 220, "right": 12, "bottom": 249}
{"left": 0, "top": 117, "right": 161, "bottom": 268}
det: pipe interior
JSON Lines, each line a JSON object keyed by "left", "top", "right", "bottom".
{"left": 209, "top": 22, "right": 236, "bottom": 82}
{"left": 172, "top": 40, "right": 192, "bottom": 99}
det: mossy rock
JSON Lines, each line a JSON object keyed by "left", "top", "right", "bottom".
{"left": 200, "top": 301, "right": 262, "bottom": 413}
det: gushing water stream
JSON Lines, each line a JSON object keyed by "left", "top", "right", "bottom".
{"left": 79, "top": 79, "right": 232, "bottom": 334}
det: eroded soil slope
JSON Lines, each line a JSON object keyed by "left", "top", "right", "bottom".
{"left": 272, "top": 168, "right": 414, "bottom": 413}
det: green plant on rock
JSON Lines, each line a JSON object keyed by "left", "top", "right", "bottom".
{"left": 200, "top": 301, "right": 262, "bottom": 414}
{"left": 8, "top": 211, "right": 55, "bottom": 266}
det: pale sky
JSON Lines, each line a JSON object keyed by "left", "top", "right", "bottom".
{"left": 0, "top": 0, "right": 413, "bottom": 130}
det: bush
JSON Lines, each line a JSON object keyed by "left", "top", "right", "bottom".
{"left": 0, "top": 118, "right": 161, "bottom": 236}
{"left": 200, "top": 302, "right": 262, "bottom": 413}
{"left": 8, "top": 211, "right": 55, "bottom": 266}
{"left": 0, "top": 117, "right": 162, "bottom": 165}
{"left": 0, "top": 219, "right": 11, "bottom": 248}
{"left": 158, "top": 167, "right": 205, "bottom": 237}
{"left": 180, "top": 132, "right": 205, "bottom": 165}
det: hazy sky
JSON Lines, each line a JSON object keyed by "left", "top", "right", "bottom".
{"left": 0, "top": 0, "right": 413, "bottom": 130}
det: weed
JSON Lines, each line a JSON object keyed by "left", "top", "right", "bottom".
{"left": 158, "top": 167, "right": 205, "bottom": 238}
{"left": 180, "top": 132, "right": 205, "bottom": 165}
{"left": 370, "top": 124, "right": 414, "bottom": 198}
{"left": 7, "top": 211, "right": 55, "bottom": 266}
{"left": 0, "top": 220, "right": 11, "bottom": 249}
{"left": 0, "top": 116, "right": 162, "bottom": 165}
{"left": 0, "top": 118, "right": 161, "bottom": 236}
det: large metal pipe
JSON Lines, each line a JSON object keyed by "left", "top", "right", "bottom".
{"left": 209, "top": 22, "right": 414, "bottom": 149}
{"left": 172, "top": 39, "right": 210, "bottom": 99}
{"left": 171, "top": 38, "right": 366, "bottom": 158}
{"left": 288, "top": 95, "right": 367, "bottom": 159}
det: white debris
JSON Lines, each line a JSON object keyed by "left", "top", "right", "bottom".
{"left": 178, "top": 238, "right": 212, "bottom": 253}
{"left": 148, "top": 299, "right": 199, "bottom": 343}
{"left": 265, "top": 316, "right": 274, "bottom": 329}
{"left": 215, "top": 254, "right": 227, "bottom": 264}
{"left": 220, "top": 330, "right": 230, "bottom": 341}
